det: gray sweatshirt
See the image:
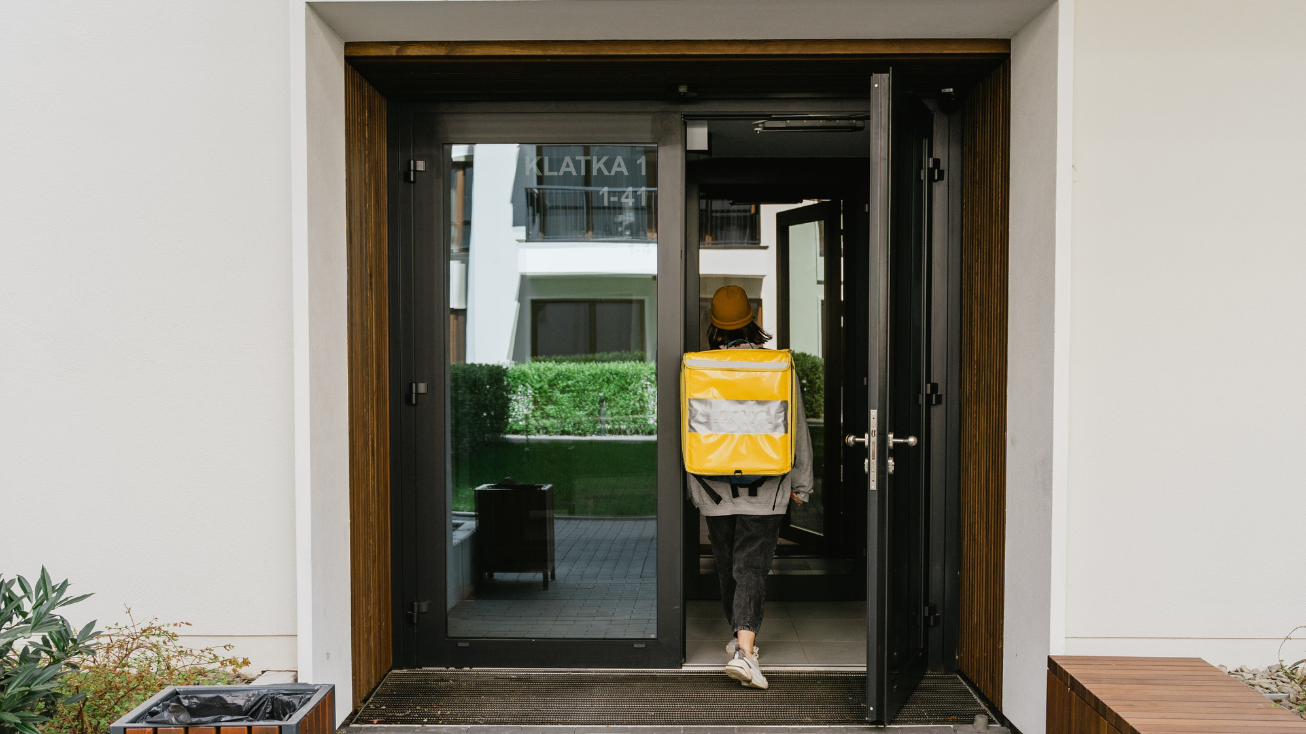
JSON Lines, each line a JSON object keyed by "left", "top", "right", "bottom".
{"left": 685, "top": 358, "right": 815, "bottom": 516}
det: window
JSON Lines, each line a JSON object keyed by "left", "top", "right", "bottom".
{"left": 699, "top": 197, "right": 760, "bottom": 247}
{"left": 532, "top": 300, "right": 646, "bottom": 361}
{"left": 522, "top": 146, "right": 658, "bottom": 242}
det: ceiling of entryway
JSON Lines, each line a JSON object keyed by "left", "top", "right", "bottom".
{"left": 311, "top": 0, "right": 1056, "bottom": 43}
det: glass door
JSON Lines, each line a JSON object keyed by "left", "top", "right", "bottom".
{"left": 394, "top": 111, "right": 684, "bottom": 669}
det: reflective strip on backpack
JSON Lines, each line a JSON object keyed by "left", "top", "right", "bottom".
{"left": 682, "top": 359, "right": 789, "bottom": 370}
{"left": 686, "top": 399, "right": 789, "bottom": 435}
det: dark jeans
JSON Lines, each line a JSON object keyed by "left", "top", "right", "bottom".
{"left": 706, "top": 514, "right": 784, "bottom": 634}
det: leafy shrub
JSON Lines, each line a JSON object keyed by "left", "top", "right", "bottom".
{"left": 0, "top": 570, "right": 98, "bottom": 734}
{"left": 451, "top": 363, "right": 510, "bottom": 451}
{"left": 792, "top": 351, "right": 824, "bottom": 419}
{"left": 532, "top": 351, "right": 645, "bottom": 364}
{"left": 44, "top": 610, "right": 248, "bottom": 734}
{"left": 507, "top": 361, "right": 656, "bottom": 436}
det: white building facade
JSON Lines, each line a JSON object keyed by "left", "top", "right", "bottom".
{"left": 3, "top": 2, "right": 1305, "bottom": 732}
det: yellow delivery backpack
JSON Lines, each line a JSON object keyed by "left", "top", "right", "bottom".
{"left": 680, "top": 348, "right": 796, "bottom": 477}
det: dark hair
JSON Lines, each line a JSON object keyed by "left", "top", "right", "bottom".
{"left": 707, "top": 321, "right": 773, "bottom": 349}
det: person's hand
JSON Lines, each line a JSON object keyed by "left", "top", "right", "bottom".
{"left": 791, "top": 492, "right": 803, "bottom": 505}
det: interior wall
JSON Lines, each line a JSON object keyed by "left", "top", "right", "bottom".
{"left": 957, "top": 59, "right": 1011, "bottom": 710}
{"left": 1065, "top": 0, "right": 1306, "bottom": 667}
{"left": 0, "top": 0, "right": 296, "bottom": 673}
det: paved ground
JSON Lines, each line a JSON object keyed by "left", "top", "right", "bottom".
{"left": 685, "top": 600, "right": 867, "bottom": 667}
{"left": 449, "top": 517, "right": 657, "bottom": 639}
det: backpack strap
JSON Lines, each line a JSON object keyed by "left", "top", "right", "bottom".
{"left": 692, "top": 475, "right": 724, "bottom": 505}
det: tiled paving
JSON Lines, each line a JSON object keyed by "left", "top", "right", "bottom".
{"left": 685, "top": 599, "right": 867, "bottom": 667}
{"left": 448, "top": 517, "right": 657, "bottom": 639}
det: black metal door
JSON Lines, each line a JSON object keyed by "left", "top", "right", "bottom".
{"left": 863, "top": 71, "right": 934, "bottom": 723}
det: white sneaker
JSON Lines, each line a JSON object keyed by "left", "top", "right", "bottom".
{"left": 724, "top": 650, "right": 769, "bottom": 689}
{"left": 725, "top": 639, "right": 761, "bottom": 660}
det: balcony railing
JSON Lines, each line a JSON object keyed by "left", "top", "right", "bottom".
{"left": 699, "top": 199, "right": 760, "bottom": 247}
{"left": 525, "top": 185, "right": 657, "bottom": 242}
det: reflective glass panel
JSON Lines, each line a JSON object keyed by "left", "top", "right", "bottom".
{"left": 784, "top": 220, "right": 825, "bottom": 537}
{"left": 447, "top": 143, "right": 658, "bottom": 639}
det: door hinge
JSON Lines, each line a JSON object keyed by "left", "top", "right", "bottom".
{"left": 407, "top": 382, "right": 428, "bottom": 405}
{"left": 928, "top": 158, "right": 944, "bottom": 182}
{"left": 407, "top": 160, "right": 427, "bottom": 183}
{"left": 408, "top": 601, "right": 430, "bottom": 624}
{"left": 924, "top": 603, "right": 940, "bottom": 627}
{"left": 920, "top": 382, "right": 942, "bottom": 405}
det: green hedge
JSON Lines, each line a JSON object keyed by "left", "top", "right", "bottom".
{"left": 452, "top": 439, "right": 656, "bottom": 515}
{"left": 451, "top": 363, "right": 511, "bottom": 451}
{"left": 507, "top": 361, "right": 656, "bottom": 436}
{"left": 793, "top": 351, "right": 824, "bottom": 419}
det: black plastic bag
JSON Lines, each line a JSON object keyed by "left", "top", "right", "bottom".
{"left": 143, "top": 690, "right": 313, "bottom": 724}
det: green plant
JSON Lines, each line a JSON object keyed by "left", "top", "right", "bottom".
{"left": 0, "top": 569, "right": 98, "bottom": 734}
{"left": 451, "top": 363, "right": 511, "bottom": 451}
{"left": 1278, "top": 626, "right": 1305, "bottom": 717}
{"left": 44, "top": 610, "right": 249, "bottom": 734}
{"left": 792, "top": 351, "right": 824, "bottom": 419}
{"left": 507, "top": 361, "right": 656, "bottom": 436}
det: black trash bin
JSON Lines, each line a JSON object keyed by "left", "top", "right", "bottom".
{"left": 110, "top": 684, "right": 333, "bottom": 734}
{"left": 473, "top": 478, "right": 556, "bottom": 589}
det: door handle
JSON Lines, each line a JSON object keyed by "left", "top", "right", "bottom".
{"left": 887, "top": 432, "right": 917, "bottom": 449}
{"left": 844, "top": 433, "right": 868, "bottom": 448}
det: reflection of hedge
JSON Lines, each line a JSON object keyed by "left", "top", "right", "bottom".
{"left": 508, "top": 361, "right": 656, "bottom": 436}
{"left": 452, "top": 439, "right": 656, "bottom": 515}
{"left": 793, "top": 351, "right": 824, "bottom": 419}
{"left": 451, "top": 363, "right": 511, "bottom": 451}
{"left": 532, "top": 351, "right": 645, "bottom": 364}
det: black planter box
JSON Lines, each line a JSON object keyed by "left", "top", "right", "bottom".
{"left": 473, "top": 480, "right": 556, "bottom": 589}
{"left": 109, "top": 684, "right": 333, "bottom": 734}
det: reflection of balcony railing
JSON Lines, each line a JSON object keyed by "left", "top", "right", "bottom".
{"left": 526, "top": 185, "right": 657, "bottom": 242}
{"left": 700, "top": 199, "right": 760, "bottom": 247}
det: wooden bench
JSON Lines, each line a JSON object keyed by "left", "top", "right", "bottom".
{"left": 1048, "top": 655, "right": 1306, "bottom": 733}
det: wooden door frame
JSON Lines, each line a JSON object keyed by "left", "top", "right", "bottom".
{"left": 344, "top": 38, "right": 1011, "bottom": 711}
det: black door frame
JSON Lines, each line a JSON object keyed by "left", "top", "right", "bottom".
{"left": 390, "top": 109, "right": 686, "bottom": 669}
{"left": 383, "top": 94, "right": 963, "bottom": 705}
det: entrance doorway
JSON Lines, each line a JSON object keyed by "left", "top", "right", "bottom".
{"left": 681, "top": 122, "right": 871, "bottom": 668}
{"left": 379, "top": 68, "right": 980, "bottom": 723}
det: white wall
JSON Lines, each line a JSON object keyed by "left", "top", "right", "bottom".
{"left": 0, "top": 0, "right": 297, "bottom": 672}
{"left": 1004, "top": 2, "right": 1070, "bottom": 732}
{"left": 467, "top": 144, "right": 523, "bottom": 364}
{"left": 295, "top": 5, "right": 354, "bottom": 719}
{"left": 1066, "top": 0, "right": 1306, "bottom": 670}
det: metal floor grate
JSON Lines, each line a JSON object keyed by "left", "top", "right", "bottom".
{"left": 892, "top": 673, "right": 992, "bottom": 725}
{"left": 352, "top": 670, "right": 988, "bottom": 726}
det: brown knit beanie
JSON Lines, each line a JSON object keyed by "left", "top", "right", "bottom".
{"left": 710, "top": 285, "right": 754, "bottom": 330}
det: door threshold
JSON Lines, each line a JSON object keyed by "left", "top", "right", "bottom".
{"left": 681, "top": 663, "right": 866, "bottom": 672}
{"left": 342, "top": 720, "right": 1003, "bottom": 726}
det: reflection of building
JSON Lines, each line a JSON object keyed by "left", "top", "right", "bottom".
{"left": 453, "top": 144, "right": 659, "bottom": 364}
{"left": 697, "top": 202, "right": 819, "bottom": 353}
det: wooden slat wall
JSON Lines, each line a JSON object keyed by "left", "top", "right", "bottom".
{"left": 346, "top": 63, "right": 391, "bottom": 708}
{"left": 957, "top": 59, "right": 1010, "bottom": 707}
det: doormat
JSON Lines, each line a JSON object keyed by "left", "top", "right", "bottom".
{"left": 351, "top": 670, "right": 987, "bottom": 726}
